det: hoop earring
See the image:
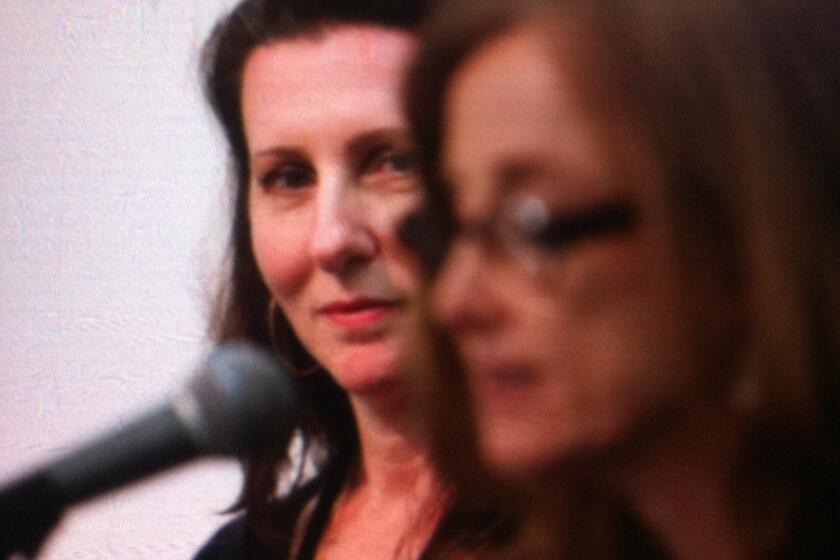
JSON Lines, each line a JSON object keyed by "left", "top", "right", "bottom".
{"left": 267, "top": 298, "right": 319, "bottom": 376}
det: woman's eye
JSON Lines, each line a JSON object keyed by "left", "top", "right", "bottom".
{"left": 365, "top": 148, "right": 418, "bottom": 177}
{"left": 259, "top": 164, "right": 315, "bottom": 190}
{"left": 524, "top": 201, "right": 638, "bottom": 251}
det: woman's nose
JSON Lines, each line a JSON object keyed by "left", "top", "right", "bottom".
{"left": 310, "top": 186, "right": 377, "bottom": 275}
{"left": 432, "top": 242, "right": 499, "bottom": 332}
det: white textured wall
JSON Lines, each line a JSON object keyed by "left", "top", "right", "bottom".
{"left": 1, "top": 2, "right": 244, "bottom": 557}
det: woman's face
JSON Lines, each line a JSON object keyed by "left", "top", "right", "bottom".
{"left": 435, "top": 27, "right": 736, "bottom": 477}
{"left": 242, "top": 26, "right": 421, "bottom": 397}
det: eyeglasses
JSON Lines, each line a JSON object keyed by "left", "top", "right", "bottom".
{"left": 399, "top": 192, "right": 637, "bottom": 277}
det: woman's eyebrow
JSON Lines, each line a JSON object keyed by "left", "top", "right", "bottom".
{"left": 493, "top": 156, "right": 598, "bottom": 196}
{"left": 345, "top": 127, "right": 412, "bottom": 159}
{"left": 251, "top": 146, "right": 306, "bottom": 160}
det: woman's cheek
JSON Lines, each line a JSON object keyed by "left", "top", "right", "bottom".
{"left": 250, "top": 210, "right": 313, "bottom": 298}
{"left": 560, "top": 235, "right": 693, "bottom": 384}
{"left": 547, "top": 237, "right": 641, "bottom": 310}
{"left": 370, "top": 190, "right": 424, "bottom": 292}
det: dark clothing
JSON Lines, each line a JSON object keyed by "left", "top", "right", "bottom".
{"left": 194, "top": 474, "right": 838, "bottom": 559}
{"left": 193, "top": 462, "right": 345, "bottom": 560}
{"left": 193, "top": 516, "right": 250, "bottom": 560}
{"left": 192, "top": 480, "right": 517, "bottom": 560}
{"left": 616, "top": 462, "right": 840, "bottom": 560}
{"left": 191, "top": 494, "right": 334, "bottom": 560}
{"left": 784, "top": 461, "right": 840, "bottom": 559}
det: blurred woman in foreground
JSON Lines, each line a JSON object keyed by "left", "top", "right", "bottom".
{"left": 404, "top": 0, "right": 840, "bottom": 557}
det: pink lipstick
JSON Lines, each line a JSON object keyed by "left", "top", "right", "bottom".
{"left": 320, "top": 298, "right": 398, "bottom": 328}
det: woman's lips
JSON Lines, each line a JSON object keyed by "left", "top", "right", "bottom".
{"left": 466, "top": 358, "right": 541, "bottom": 412}
{"left": 319, "top": 298, "right": 399, "bottom": 328}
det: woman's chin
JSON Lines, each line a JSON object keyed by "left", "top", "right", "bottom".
{"left": 326, "top": 343, "right": 407, "bottom": 397}
{"left": 477, "top": 418, "right": 589, "bottom": 485}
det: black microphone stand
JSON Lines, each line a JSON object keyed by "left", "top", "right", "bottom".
{"left": 0, "top": 473, "right": 65, "bottom": 559}
{"left": 0, "top": 403, "right": 197, "bottom": 559}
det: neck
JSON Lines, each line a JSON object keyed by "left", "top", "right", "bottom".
{"left": 307, "top": 384, "right": 446, "bottom": 560}
{"left": 347, "top": 384, "right": 442, "bottom": 500}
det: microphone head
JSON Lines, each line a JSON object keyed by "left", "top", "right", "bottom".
{"left": 173, "top": 342, "right": 301, "bottom": 456}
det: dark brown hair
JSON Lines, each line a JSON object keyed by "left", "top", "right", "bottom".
{"left": 405, "top": 0, "right": 840, "bottom": 556}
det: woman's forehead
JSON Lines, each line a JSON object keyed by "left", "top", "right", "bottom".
{"left": 241, "top": 25, "right": 416, "bottom": 153}
{"left": 243, "top": 25, "right": 415, "bottom": 90}
{"left": 442, "top": 27, "right": 622, "bottom": 215}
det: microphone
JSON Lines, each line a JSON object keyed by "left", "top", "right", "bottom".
{"left": 0, "top": 342, "right": 300, "bottom": 558}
